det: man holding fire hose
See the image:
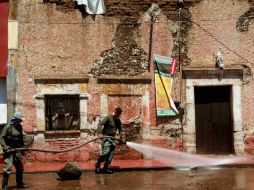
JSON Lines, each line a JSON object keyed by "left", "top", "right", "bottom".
{"left": 0, "top": 113, "right": 28, "bottom": 189}
{"left": 95, "top": 107, "right": 125, "bottom": 174}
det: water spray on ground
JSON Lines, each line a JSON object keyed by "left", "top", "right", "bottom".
{"left": 126, "top": 142, "right": 253, "bottom": 169}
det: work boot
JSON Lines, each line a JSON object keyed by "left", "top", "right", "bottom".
{"left": 16, "top": 171, "right": 28, "bottom": 189}
{"left": 95, "top": 166, "right": 101, "bottom": 174}
{"left": 2, "top": 172, "right": 9, "bottom": 190}
{"left": 16, "top": 184, "right": 28, "bottom": 189}
{"left": 102, "top": 156, "right": 112, "bottom": 174}
{"left": 95, "top": 155, "right": 105, "bottom": 174}
{"left": 101, "top": 162, "right": 113, "bottom": 174}
{"left": 101, "top": 168, "right": 113, "bottom": 174}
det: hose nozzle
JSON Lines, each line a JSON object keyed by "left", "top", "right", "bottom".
{"left": 121, "top": 140, "right": 127, "bottom": 145}
{"left": 117, "top": 138, "right": 126, "bottom": 145}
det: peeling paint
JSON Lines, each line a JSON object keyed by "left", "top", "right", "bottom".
{"left": 89, "top": 19, "right": 148, "bottom": 77}
{"left": 236, "top": 0, "right": 254, "bottom": 32}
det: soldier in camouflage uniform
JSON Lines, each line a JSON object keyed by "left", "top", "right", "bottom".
{"left": 95, "top": 107, "right": 123, "bottom": 174}
{"left": 0, "top": 113, "right": 28, "bottom": 189}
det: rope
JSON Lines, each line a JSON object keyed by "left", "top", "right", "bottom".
{"left": 0, "top": 136, "right": 124, "bottom": 155}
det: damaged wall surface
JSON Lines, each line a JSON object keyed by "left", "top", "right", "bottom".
{"left": 7, "top": 0, "right": 254, "bottom": 166}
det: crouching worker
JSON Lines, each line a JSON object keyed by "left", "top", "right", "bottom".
{"left": 0, "top": 113, "right": 28, "bottom": 189}
{"left": 95, "top": 107, "right": 124, "bottom": 174}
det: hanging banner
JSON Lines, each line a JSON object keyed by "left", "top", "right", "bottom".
{"left": 154, "top": 54, "right": 178, "bottom": 116}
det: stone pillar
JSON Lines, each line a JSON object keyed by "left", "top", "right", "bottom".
{"left": 80, "top": 94, "right": 88, "bottom": 139}
{"left": 35, "top": 95, "right": 45, "bottom": 131}
{"left": 185, "top": 84, "right": 196, "bottom": 153}
{"left": 100, "top": 93, "right": 108, "bottom": 117}
{"left": 141, "top": 88, "right": 152, "bottom": 159}
{"left": 232, "top": 85, "right": 244, "bottom": 155}
{"left": 141, "top": 90, "right": 151, "bottom": 140}
{"left": 35, "top": 95, "right": 45, "bottom": 143}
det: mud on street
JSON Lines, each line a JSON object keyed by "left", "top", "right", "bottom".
{"left": 1, "top": 168, "right": 254, "bottom": 190}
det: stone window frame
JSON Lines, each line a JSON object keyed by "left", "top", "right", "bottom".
{"left": 183, "top": 69, "right": 244, "bottom": 155}
{"left": 44, "top": 94, "right": 81, "bottom": 131}
{"left": 34, "top": 78, "right": 89, "bottom": 142}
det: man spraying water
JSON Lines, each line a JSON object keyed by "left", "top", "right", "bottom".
{"left": 95, "top": 107, "right": 124, "bottom": 174}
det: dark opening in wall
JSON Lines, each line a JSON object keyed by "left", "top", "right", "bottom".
{"left": 45, "top": 95, "right": 80, "bottom": 131}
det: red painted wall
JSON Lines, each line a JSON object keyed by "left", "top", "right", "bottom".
{"left": 0, "top": 1, "right": 8, "bottom": 77}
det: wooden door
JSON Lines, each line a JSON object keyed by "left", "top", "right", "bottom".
{"left": 195, "top": 86, "right": 233, "bottom": 154}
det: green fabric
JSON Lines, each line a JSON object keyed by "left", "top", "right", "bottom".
{"left": 97, "top": 115, "right": 122, "bottom": 137}
{"left": 101, "top": 138, "right": 115, "bottom": 155}
{"left": 0, "top": 123, "right": 25, "bottom": 175}
{"left": 3, "top": 152, "right": 23, "bottom": 174}
{"left": 100, "top": 138, "right": 116, "bottom": 166}
{"left": 154, "top": 54, "right": 173, "bottom": 65}
{"left": 97, "top": 115, "right": 122, "bottom": 168}
{"left": 0, "top": 124, "right": 24, "bottom": 149}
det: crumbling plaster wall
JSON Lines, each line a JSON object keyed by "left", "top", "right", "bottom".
{"left": 11, "top": 0, "right": 254, "bottom": 157}
{"left": 15, "top": 1, "right": 118, "bottom": 132}
{"left": 187, "top": 0, "right": 254, "bottom": 154}
{"left": 14, "top": 1, "right": 182, "bottom": 128}
{"left": 188, "top": 0, "right": 253, "bottom": 70}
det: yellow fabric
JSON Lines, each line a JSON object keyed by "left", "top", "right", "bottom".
{"left": 155, "top": 73, "right": 172, "bottom": 110}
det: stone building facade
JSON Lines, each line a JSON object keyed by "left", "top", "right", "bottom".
{"left": 7, "top": 0, "right": 254, "bottom": 165}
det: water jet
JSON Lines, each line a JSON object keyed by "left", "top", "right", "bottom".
{"left": 126, "top": 142, "right": 254, "bottom": 169}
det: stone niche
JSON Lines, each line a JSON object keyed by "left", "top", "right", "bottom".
{"left": 96, "top": 76, "right": 152, "bottom": 141}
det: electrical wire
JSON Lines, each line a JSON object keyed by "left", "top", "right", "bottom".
{"left": 180, "top": 17, "right": 254, "bottom": 65}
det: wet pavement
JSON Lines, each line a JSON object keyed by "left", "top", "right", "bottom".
{"left": 2, "top": 167, "right": 254, "bottom": 190}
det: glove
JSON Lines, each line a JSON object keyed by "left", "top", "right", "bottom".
{"left": 3, "top": 146, "right": 10, "bottom": 152}
{"left": 3, "top": 146, "right": 11, "bottom": 157}
{"left": 120, "top": 137, "right": 126, "bottom": 145}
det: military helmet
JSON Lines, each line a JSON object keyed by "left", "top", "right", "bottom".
{"left": 13, "top": 112, "right": 25, "bottom": 121}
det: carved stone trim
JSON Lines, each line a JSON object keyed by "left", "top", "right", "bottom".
{"left": 97, "top": 77, "right": 151, "bottom": 84}
{"left": 34, "top": 77, "right": 89, "bottom": 84}
{"left": 183, "top": 68, "right": 243, "bottom": 79}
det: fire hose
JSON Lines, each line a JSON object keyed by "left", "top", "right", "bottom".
{"left": 0, "top": 136, "right": 126, "bottom": 155}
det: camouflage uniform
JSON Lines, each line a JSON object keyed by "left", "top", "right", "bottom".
{"left": 0, "top": 119, "right": 26, "bottom": 189}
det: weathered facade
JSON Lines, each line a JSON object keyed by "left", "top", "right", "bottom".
{"left": 7, "top": 0, "right": 254, "bottom": 166}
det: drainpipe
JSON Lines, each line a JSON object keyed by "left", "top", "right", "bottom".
{"left": 148, "top": 15, "right": 155, "bottom": 72}
{"left": 178, "top": 4, "right": 184, "bottom": 143}
{"left": 150, "top": 15, "right": 157, "bottom": 128}
{"left": 148, "top": 10, "right": 158, "bottom": 128}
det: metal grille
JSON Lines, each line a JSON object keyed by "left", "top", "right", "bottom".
{"left": 45, "top": 95, "right": 80, "bottom": 131}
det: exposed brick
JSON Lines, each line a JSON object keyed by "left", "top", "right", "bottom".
{"left": 7, "top": 0, "right": 254, "bottom": 169}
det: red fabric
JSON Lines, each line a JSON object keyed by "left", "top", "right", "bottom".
{"left": 169, "top": 58, "right": 176, "bottom": 75}
{"left": 0, "top": 155, "right": 3, "bottom": 164}
{"left": 0, "top": 1, "right": 8, "bottom": 77}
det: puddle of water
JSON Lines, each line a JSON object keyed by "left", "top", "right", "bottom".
{"left": 126, "top": 142, "right": 253, "bottom": 169}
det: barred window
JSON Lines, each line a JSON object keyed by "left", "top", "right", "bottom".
{"left": 45, "top": 95, "right": 80, "bottom": 131}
